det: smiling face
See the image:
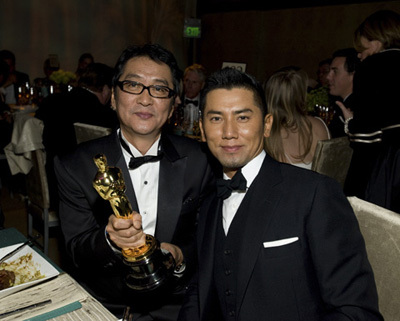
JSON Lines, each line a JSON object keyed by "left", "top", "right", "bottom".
{"left": 200, "top": 88, "right": 272, "bottom": 178}
{"left": 111, "top": 56, "right": 174, "bottom": 151}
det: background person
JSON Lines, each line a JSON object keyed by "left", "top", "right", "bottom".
{"left": 181, "top": 63, "right": 206, "bottom": 134}
{"left": 326, "top": 48, "right": 360, "bottom": 138}
{"left": 75, "top": 52, "right": 94, "bottom": 80}
{"left": 315, "top": 58, "right": 331, "bottom": 88}
{"left": 0, "top": 49, "right": 30, "bottom": 104}
{"left": 337, "top": 10, "right": 400, "bottom": 212}
{"left": 36, "top": 62, "right": 118, "bottom": 210}
{"left": 34, "top": 57, "right": 60, "bottom": 101}
{"left": 264, "top": 66, "right": 330, "bottom": 169}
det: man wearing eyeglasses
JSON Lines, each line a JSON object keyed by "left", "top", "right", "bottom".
{"left": 54, "top": 44, "right": 215, "bottom": 320}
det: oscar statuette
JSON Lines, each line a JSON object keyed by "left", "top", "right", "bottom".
{"left": 92, "top": 154, "right": 175, "bottom": 291}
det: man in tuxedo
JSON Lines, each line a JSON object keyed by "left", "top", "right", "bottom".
{"left": 178, "top": 68, "right": 382, "bottom": 321}
{"left": 54, "top": 44, "right": 214, "bottom": 319}
{"left": 0, "top": 50, "right": 30, "bottom": 104}
{"left": 181, "top": 64, "right": 206, "bottom": 134}
{"left": 326, "top": 48, "right": 360, "bottom": 137}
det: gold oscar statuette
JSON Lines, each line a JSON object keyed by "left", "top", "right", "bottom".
{"left": 92, "top": 154, "right": 175, "bottom": 291}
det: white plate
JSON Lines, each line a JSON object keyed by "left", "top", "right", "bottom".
{"left": 0, "top": 243, "right": 60, "bottom": 299}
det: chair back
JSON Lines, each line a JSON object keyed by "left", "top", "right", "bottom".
{"left": 26, "top": 149, "right": 50, "bottom": 209}
{"left": 311, "top": 136, "right": 353, "bottom": 188}
{"left": 74, "top": 122, "right": 112, "bottom": 144}
{"left": 348, "top": 196, "right": 400, "bottom": 321}
{"left": 26, "top": 149, "right": 59, "bottom": 255}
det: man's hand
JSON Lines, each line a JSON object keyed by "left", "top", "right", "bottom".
{"left": 336, "top": 100, "right": 354, "bottom": 120}
{"left": 106, "top": 212, "right": 146, "bottom": 249}
{"left": 161, "top": 242, "right": 184, "bottom": 266}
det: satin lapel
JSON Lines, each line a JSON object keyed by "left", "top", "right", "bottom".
{"left": 235, "top": 156, "right": 283, "bottom": 314}
{"left": 154, "top": 135, "right": 185, "bottom": 241}
{"left": 103, "top": 132, "right": 139, "bottom": 212}
{"left": 199, "top": 196, "right": 222, "bottom": 321}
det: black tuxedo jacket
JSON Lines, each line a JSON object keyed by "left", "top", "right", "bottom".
{"left": 328, "top": 93, "right": 355, "bottom": 138}
{"left": 179, "top": 154, "right": 382, "bottom": 321}
{"left": 54, "top": 131, "right": 215, "bottom": 314}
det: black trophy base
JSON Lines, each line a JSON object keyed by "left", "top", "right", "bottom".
{"left": 123, "top": 238, "right": 175, "bottom": 292}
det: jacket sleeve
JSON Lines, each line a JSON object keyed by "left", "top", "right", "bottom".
{"left": 54, "top": 155, "right": 122, "bottom": 270}
{"left": 177, "top": 270, "right": 201, "bottom": 321}
{"left": 308, "top": 176, "right": 383, "bottom": 321}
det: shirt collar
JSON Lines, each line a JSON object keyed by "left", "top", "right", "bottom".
{"left": 184, "top": 94, "right": 200, "bottom": 101}
{"left": 118, "top": 128, "right": 161, "bottom": 157}
{"left": 223, "top": 150, "right": 266, "bottom": 188}
{"left": 343, "top": 93, "right": 352, "bottom": 102}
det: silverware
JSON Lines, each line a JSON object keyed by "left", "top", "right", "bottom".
{"left": 122, "top": 306, "right": 133, "bottom": 321}
{"left": 0, "top": 299, "right": 52, "bottom": 318}
{"left": 0, "top": 234, "right": 40, "bottom": 264}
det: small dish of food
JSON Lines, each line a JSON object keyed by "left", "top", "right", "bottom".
{"left": 0, "top": 243, "right": 59, "bottom": 299}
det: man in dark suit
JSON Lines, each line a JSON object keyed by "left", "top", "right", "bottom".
{"left": 181, "top": 64, "right": 206, "bottom": 134}
{"left": 54, "top": 44, "right": 214, "bottom": 319}
{"left": 178, "top": 68, "right": 382, "bottom": 321}
{"left": 0, "top": 50, "right": 30, "bottom": 104}
{"left": 326, "top": 48, "right": 360, "bottom": 138}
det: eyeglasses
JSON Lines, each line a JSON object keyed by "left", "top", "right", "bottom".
{"left": 116, "top": 80, "right": 175, "bottom": 99}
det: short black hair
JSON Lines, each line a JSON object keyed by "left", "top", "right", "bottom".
{"left": 332, "top": 48, "right": 360, "bottom": 73}
{"left": 0, "top": 50, "right": 15, "bottom": 65}
{"left": 79, "top": 53, "right": 94, "bottom": 63}
{"left": 112, "top": 43, "right": 182, "bottom": 96}
{"left": 0, "top": 60, "right": 10, "bottom": 87}
{"left": 78, "top": 63, "right": 114, "bottom": 91}
{"left": 200, "top": 67, "right": 267, "bottom": 117}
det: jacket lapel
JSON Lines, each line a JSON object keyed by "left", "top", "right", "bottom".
{"left": 154, "top": 134, "right": 186, "bottom": 242}
{"left": 235, "top": 155, "right": 283, "bottom": 314}
{"left": 104, "top": 132, "right": 139, "bottom": 212}
{"left": 199, "top": 195, "right": 222, "bottom": 321}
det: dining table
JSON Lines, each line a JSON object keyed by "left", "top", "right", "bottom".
{"left": 3, "top": 105, "right": 44, "bottom": 176}
{"left": 0, "top": 227, "right": 118, "bottom": 321}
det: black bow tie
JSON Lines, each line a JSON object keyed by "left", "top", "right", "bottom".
{"left": 216, "top": 170, "right": 247, "bottom": 200}
{"left": 128, "top": 153, "right": 163, "bottom": 170}
{"left": 185, "top": 99, "right": 198, "bottom": 106}
{"left": 119, "top": 132, "right": 163, "bottom": 170}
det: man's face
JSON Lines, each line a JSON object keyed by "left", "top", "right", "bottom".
{"left": 326, "top": 57, "right": 354, "bottom": 99}
{"left": 111, "top": 56, "right": 174, "bottom": 142}
{"left": 317, "top": 63, "right": 330, "bottom": 86}
{"left": 4, "top": 59, "right": 15, "bottom": 73}
{"left": 200, "top": 88, "right": 272, "bottom": 178}
{"left": 79, "top": 57, "right": 93, "bottom": 71}
{"left": 183, "top": 70, "right": 204, "bottom": 99}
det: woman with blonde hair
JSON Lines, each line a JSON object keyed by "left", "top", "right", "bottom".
{"left": 264, "top": 67, "right": 330, "bottom": 169}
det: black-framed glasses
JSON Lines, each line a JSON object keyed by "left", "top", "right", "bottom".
{"left": 116, "top": 80, "right": 175, "bottom": 99}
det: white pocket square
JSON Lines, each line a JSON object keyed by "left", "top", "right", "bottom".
{"left": 263, "top": 237, "right": 299, "bottom": 248}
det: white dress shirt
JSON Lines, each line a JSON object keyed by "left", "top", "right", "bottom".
{"left": 183, "top": 94, "right": 200, "bottom": 134}
{"left": 0, "top": 84, "right": 16, "bottom": 104}
{"left": 120, "top": 130, "right": 161, "bottom": 236}
{"left": 222, "top": 150, "right": 266, "bottom": 235}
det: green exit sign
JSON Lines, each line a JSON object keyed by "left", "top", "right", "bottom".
{"left": 184, "top": 18, "right": 201, "bottom": 38}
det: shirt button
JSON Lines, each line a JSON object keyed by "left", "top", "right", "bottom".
{"left": 225, "top": 269, "right": 231, "bottom": 276}
{"left": 143, "top": 211, "right": 147, "bottom": 215}
{"left": 225, "top": 289, "right": 232, "bottom": 296}
{"left": 229, "top": 310, "right": 235, "bottom": 317}
{"left": 224, "top": 249, "right": 231, "bottom": 255}
{"left": 144, "top": 181, "right": 148, "bottom": 185}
